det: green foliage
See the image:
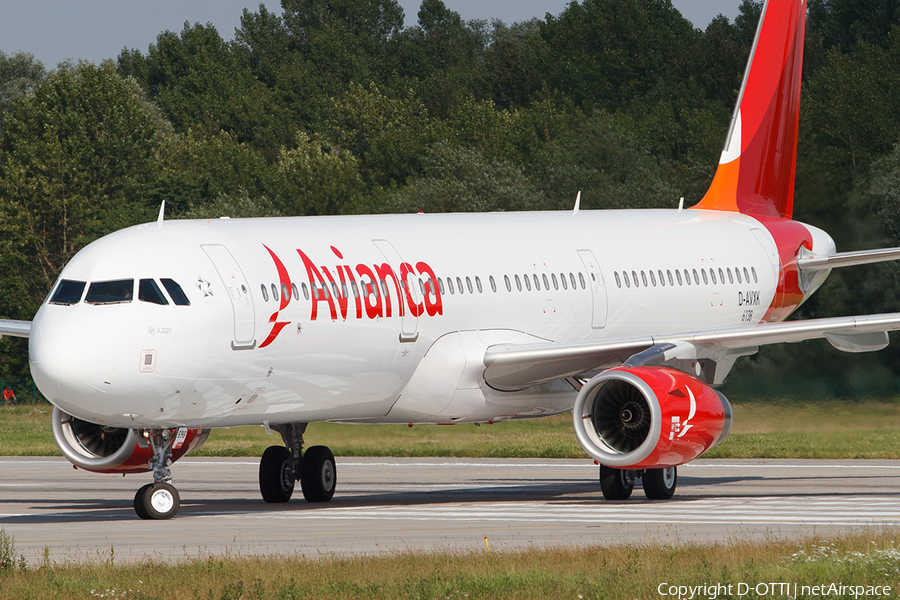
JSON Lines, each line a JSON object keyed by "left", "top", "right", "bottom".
{"left": 389, "top": 142, "right": 544, "bottom": 213}
{"left": 0, "top": 62, "right": 165, "bottom": 296}
{"left": 0, "top": 51, "right": 45, "bottom": 127}
{"left": 276, "top": 131, "right": 368, "bottom": 215}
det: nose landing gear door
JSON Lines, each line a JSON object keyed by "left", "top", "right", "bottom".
{"left": 202, "top": 244, "right": 257, "bottom": 349}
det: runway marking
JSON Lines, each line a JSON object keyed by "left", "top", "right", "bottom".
{"left": 194, "top": 497, "right": 900, "bottom": 527}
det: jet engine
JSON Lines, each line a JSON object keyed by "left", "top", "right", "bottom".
{"left": 572, "top": 366, "right": 732, "bottom": 468}
{"left": 51, "top": 406, "right": 209, "bottom": 474}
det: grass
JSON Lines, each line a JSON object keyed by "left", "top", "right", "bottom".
{"left": 0, "top": 528, "right": 899, "bottom": 598}
{"left": 3, "top": 398, "right": 900, "bottom": 459}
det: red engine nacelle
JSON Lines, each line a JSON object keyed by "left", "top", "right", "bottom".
{"left": 572, "top": 366, "right": 732, "bottom": 468}
{"left": 51, "top": 407, "right": 209, "bottom": 474}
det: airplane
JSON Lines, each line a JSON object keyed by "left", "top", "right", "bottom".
{"left": 4, "top": 0, "right": 900, "bottom": 519}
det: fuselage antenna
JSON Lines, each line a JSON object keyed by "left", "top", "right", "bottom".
{"left": 573, "top": 191, "right": 581, "bottom": 215}
{"left": 678, "top": 197, "right": 685, "bottom": 212}
{"left": 157, "top": 200, "right": 166, "bottom": 224}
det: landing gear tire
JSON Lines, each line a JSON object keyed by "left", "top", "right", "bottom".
{"left": 260, "top": 445, "right": 294, "bottom": 503}
{"left": 599, "top": 465, "right": 634, "bottom": 500}
{"left": 643, "top": 467, "right": 677, "bottom": 500}
{"left": 134, "top": 482, "right": 180, "bottom": 520}
{"left": 133, "top": 483, "right": 153, "bottom": 519}
{"left": 300, "top": 445, "right": 336, "bottom": 503}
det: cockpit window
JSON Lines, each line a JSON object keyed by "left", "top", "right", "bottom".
{"left": 49, "top": 280, "right": 86, "bottom": 305}
{"left": 161, "top": 279, "right": 191, "bottom": 306}
{"left": 139, "top": 279, "right": 168, "bottom": 305}
{"left": 85, "top": 279, "right": 134, "bottom": 304}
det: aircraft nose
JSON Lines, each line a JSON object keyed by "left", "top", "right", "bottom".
{"left": 29, "top": 305, "right": 115, "bottom": 419}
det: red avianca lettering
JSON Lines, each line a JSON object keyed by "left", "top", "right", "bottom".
{"left": 260, "top": 245, "right": 443, "bottom": 347}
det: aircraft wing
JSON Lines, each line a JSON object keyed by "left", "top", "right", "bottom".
{"left": 483, "top": 313, "right": 900, "bottom": 391}
{"left": 0, "top": 320, "right": 31, "bottom": 339}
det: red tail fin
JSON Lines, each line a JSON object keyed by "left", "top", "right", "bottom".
{"left": 692, "top": 0, "right": 806, "bottom": 219}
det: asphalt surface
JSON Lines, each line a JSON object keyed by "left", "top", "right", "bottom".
{"left": 1, "top": 457, "right": 898, "bottom": 563}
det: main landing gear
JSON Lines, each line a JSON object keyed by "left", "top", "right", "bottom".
{"left": 599, "top": 464, "right": 677, "bottom": 501}
{"left": 134, "top": 429, "right": 181, "bottom": 519}
{"left": 259, "top": 423, "right": 336, "bottom": 504}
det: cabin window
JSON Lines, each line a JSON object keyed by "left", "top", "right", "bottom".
{"left": 475, "top": 276, "right": 483, "bottom": 293}
{"left": 623, "top": 272, "right": 631, "bottom": 288}
{"left": 551, "top": 273, "right": 559, "bottom": 290}
{"left": 465, "top": 276, "right": 473, "bottom": 294}
{"left": 615, "top": 272, "right": 622, "bottom": 288}
{"left": 139, "top": 279, "right": 168, "bottom": 305}
{"left": 649, "top": 270, "right": 657, "bottom": 287}
{"left": 579, "top": 273, "right": 586, "bottom": 289}
{"left": 260, "top": 284, "right": 268, "bottom": 301}
{"left": 743, "top": 267, "right": 751, "bottom": 283}
{"left": 542, "top": 274, "right": 550, "bottom": 290}
{"left": 457, "top": 277, "right": 465, "bottom": 295}
{"left": 438, "top": 278, "right": 445, "bottom": 295}
{"left": 701, "top": 269, "right": 708, "bottom": 285}
{"left": 379, "top": 280, "right": 388, "bottom": 298}
{"left": 447, "top": 277, "right": 455, "bottom": 294}
{"left": 85, "top": 279, "right": 134, "bottom": 305}
{"left": 418, "top": 278, "right": 426, "bottom": 297}
{"left": 524, "top": 274, "right": 532, "bottom": 291}
{"left": 301, "top": 283, "right": 310, "bottom": 300}
{"left": 351, "top": 281, "right": 359, "bottom": 299}
{"left": 280, "top": 283, "right": 288, "bottom": 302}
{"left": 718, "top": 268, "right": 725, "bottom": 284}
{"left": 751, "top": 266, "right": 758, "bottom": 283}
{"left": 570, "top": 273, "right": 577, "bottom": 289}
{"left": 489, "top": 275, "right": 496, "bottom": 293}
{"left": 675, "top": 270, "right": 683, "bottom": 286}
{"left": 727, "top": 268, "right": 734, "bottom": 284}
{"left": 709, "top": 269, "right": 716, "bottom": 285}
{"left": 667, "top": 270, "right": 674, "bottom": 286}
{"left": 641, "top": 271, "right": 648, "bottom": 287}
{"left": 50, "top": 280, "right": 86, "bottom": 305}
{"left": 504, "top": 275, "right": 512, "bottom": 292}
{"left": 683, "top": 269, "right": 691, "bottom": 286}
{"left": 735, "top": 268, "right": 742, "bottom": 284}
{"left": 561, "top": 273, "right": 568, "bottom": 290}
{"left": 533, "top": 274, "right": 540, "bottom": 291}
{"left": 515, "top": 274, "right": 522, "bottom": 291}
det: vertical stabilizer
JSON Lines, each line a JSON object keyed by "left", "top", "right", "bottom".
{"left": 692, "top": 0, "right": 806, "bottom": 219}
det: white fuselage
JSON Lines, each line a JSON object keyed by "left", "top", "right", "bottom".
{"left": 28, "top": 209, "right": 830, "bottom": 429}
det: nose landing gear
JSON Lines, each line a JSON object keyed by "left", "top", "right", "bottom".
{"left": 259, "top": 423, "right": 336, "bottom": 504}
{"left": 134, "top": 429, "right": 181, "bottom": 519}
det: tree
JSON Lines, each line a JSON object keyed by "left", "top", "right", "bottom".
{"left": 0, "top": 51, "right": 45, "bottom": 129}
{"left": 389, "top": 142, "right": 544, "bottom": 213}
{"left": 0, "top": 62, "right": 169, "bottom": 305}
{"left": 276, "top": 131, "right": 368, "bottom": 215}
{"left": 119, "top": 22, "right": 289, "bottom": 158}
{"left": 536, "top": 0, "right": 700, "bottom": 110}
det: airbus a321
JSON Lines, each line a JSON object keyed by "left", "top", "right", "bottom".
{"left": 3, "top": 0, "right": 900, "bottom": 519}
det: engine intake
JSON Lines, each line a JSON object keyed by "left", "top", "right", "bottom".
{"left": 573, "top": 367, "right": 732, "bottom": 468}
{"left": 51, "top": 406, "right": 209, "bottom": 474}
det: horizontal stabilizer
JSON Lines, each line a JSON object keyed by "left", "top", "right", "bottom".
{"left": 0, "top": 319, "right": 31, "bottom": 339}
{"left": 797, "top": 247, "right": 900, "bottom": 271}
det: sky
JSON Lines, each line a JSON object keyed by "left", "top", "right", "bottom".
{"left": 0, "top": 1, "right": 744, "bottom": 69}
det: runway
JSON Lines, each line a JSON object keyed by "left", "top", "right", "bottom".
{"left": 1, "top": 457, "right": 899, "bottom": 563}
